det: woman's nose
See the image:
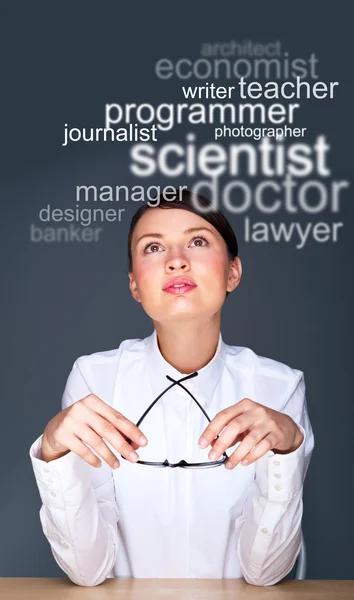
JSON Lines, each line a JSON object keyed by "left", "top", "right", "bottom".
{"left": 165, "top": 249, "right": 190, "bottom": 271}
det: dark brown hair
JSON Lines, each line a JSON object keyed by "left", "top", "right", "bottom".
{"left": 127, "top": 189, "right": 239, "bottom": 298}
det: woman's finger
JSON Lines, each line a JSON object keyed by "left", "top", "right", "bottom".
{"left": 61, "top": 432, "right": 104, "bottom": 468}
{"left": 209, "top": 433, "right": 244, "bottom": 459}
{"left": 121, "top": 432, "right": 140, "bottom": 451}
{"left": 207, "top": 414, "right": 254, "bottom": 461}
{"left": 86, "top": 410, "right": 140, "bottom": 463}
{"left": 241, "top": 434, "right": 276, "bottom": 466}
{"left": 224, "top": 427, "right": 272, "bottom": 469}
{"left": 81, "top": 395, "right": 148, "bottom": 448}
{"left": 72, "top": 423, "right": 122, "bottom": 469}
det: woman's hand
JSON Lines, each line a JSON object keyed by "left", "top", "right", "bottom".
{"left": 41, "top": 394, "right": 148, "bottom": 469}
{"left": 198, "top": 398, "right": 304, "bottom": 469}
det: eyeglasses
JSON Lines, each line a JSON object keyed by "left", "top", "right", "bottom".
{"left": 122, "top": 371, "right": 229, "bottom": 469}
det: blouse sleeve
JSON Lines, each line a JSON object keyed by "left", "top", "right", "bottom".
{"left": 235, "top": 371, "right": 314, "bottom": 586}
{"left": 29, "top": 358, "right": 120, "bottom": 587}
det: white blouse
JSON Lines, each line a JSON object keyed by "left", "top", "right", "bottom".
{"left": 29, "top": 328, "right": 314, "bottom": 586}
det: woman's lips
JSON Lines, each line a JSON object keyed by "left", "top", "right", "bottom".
{"left": 163, "top": 284, "right": 197, "bottom": 295}
{"left": 162, "top": 277, "right": 197, "bottom": 294}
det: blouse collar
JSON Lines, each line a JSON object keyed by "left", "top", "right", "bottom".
{"left": 145, "top": 328, "right": 226, "bottom": 408}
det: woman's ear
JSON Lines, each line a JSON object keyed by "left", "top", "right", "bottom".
{"left": 128, "top": 272, "right": 142, "bottom": 303}
{"left": 227, "top": 256, "right": 242, "bottom": 293}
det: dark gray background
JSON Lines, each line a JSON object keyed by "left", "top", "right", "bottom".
{"left": 1, "top": 1, "right": 353, "bottom": 579}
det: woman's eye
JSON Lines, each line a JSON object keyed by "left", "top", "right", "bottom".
{"left": 143, "top": 236, "right": 209, "bottom": 253}
{"left": 144, "top": 242, "right": 162, "bottom": 253}
{"left": 190, "top": 236, "right": 208, "bottom": 247}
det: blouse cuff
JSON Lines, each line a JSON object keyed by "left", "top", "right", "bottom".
{"left": 255, "top": 423, "right": 306, "bottom": 503}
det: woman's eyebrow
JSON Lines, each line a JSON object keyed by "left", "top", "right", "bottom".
{"left": 136, "top": 227, "right": 216, "bottom": 245}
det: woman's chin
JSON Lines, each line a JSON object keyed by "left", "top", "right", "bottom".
{"left": 155, "top": 304, "right": 215, "bottom": 323}
{"left": 143, "top": 293, "right": 222, "bottom": 321}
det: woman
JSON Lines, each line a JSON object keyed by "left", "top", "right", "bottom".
{"left": 29, "top": 190, "right": 314, "bottom": 587}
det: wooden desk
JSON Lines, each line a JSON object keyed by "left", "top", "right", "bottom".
{"left": 1, "top": 579, "right": 353, "bottom": 600}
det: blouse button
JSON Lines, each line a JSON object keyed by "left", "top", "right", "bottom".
{"left": 274, "top": 473, "right": 281, "bottom": 479}
{"left": 50, "top": 491, "right": 57, "bottom": 497}
{"left": 275, "top": 484, "right": 282, "bottom": 491}
{"left": 273, "top": 460, "right": 280, "bottom": 466}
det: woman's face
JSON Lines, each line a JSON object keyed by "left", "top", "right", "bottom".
{"left": 128, "top": 208, "right": 242, "bottom": 323}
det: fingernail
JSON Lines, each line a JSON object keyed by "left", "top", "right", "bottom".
{"left": 198, "top": 438, "right": 207, "bottom": 447}
{"left": 209, "top": 451, "right": 217, "bottom": 460}
{"left": 113, "top": 460, "right": 120, "bottom": 469}
{"left": 242, "top": 459, "right": 248, "bottom": 465}
{"left": 140, "top": 436, "right": 148, "bottom": 445}
{"left": 225, "top": 462, "right": 233, "bottom": 469}
{"left": 130, "top": 451, "right": 139, "bottom": 461}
